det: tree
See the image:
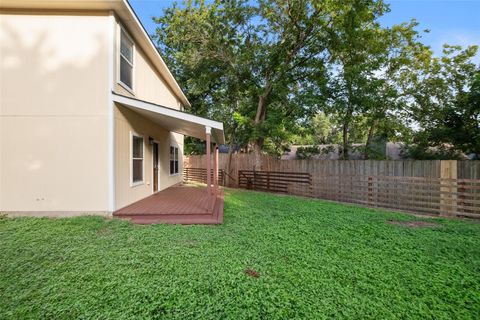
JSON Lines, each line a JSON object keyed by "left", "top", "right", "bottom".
{"left": 154, "top": 0, "right": 329, "bottom": 162}
{"left": 448, "top": 70, "right": 480, "bottom": 157}
{"left": 401, "top": 45, "right": 479, "bottom": 159}
{"left": 322, "top": 0, "right": 425, "bottom": 159}
{"left": 154, "top": 0, "right": 478, "bottom": 160}
{"left": 309, "top": 112, "right": 342, "bottom": 145}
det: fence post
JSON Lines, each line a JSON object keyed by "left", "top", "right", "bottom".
{"left": 440, "top": 160, "right": 457, "bottom": 217}
{"left": 458, "top": 181, "right": 466, "bottom": 215}
{"left": 368, "top": 176, "right": 373, "bottom": 205}
{"left": 267, "top": 171, "right": 270, "bottom": 192}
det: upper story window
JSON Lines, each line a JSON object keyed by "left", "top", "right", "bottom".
{"left": 120, "top": 29, "right": 134, "bottom": 90}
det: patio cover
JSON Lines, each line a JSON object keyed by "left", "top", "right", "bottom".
{"left": 112, "top": 93, "right": 225, "bottom": 144}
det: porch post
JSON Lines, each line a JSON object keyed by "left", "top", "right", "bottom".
{"left": 206, "top": 126, "right": 212, "bottom": 210}
{"left": 214, "top": 144, "right": 219, "bottom": 195}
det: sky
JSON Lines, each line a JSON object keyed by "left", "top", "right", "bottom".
{"left": 129, "top": 0, "right": 480, "bottom": 63}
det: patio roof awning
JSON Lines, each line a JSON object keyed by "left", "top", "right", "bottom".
{"left": 112, "top": 93, "right": 225, "bottom": 144}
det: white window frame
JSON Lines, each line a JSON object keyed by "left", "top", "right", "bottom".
{"left": 130, "top": 132, "right": 144, "bottom": 187}
{"left": 118, "top": 26, "right": 135, "bottom": 94}
{"left": 169, "top": 144, "right": 180, "bottom": 176}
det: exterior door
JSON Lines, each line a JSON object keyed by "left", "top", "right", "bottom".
{"left": 153, "top": 142, "right": 159, "bottom": 192}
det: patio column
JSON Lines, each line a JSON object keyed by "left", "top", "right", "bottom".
{"left": 214, "top": 144, "right": 219, "bottom": 195}
{"left": 205, "top": 126, "right": 212, "bottom": 211}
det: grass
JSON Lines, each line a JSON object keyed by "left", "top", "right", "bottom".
{"left": 1, "top": 189, "right": 479, "bottom": 319}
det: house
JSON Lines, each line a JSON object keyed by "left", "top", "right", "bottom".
{"left": 282, "top": 143, "right": 405, "bottom": 160}
{"left": 0, "top": 0, "right": 224, "bottom": 223}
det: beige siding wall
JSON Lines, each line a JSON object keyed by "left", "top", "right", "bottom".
{"left": 113, "top": 19, "right": 182, "bottom": 110}
{"left": 0, "top": 12, "right": 110, "bottom": 212}
{"left": 114, "top": 105, "right": 183, "bottom": 210}
{"left": 112, "top": 17, "right": 186, "bottom": 210}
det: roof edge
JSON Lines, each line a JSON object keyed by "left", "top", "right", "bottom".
{"left": 122, "top": 0, "right": 191, "bottom": 107}
{"left": 112, "top": 92, "right": 224, "bottom": 144}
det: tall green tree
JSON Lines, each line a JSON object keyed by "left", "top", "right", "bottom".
{"left": 322, "top": 0, "right": 425, "bottom": 159}
{"left": 400, "top": 44, "right": 479, "bottom": 159}
{"left": 154, "top": 0, "right": 477, "bottom": 160}
{"left": 154, "top": 0, "right": 329, "bottom": 160}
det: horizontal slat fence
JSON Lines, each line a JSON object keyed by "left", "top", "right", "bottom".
{"left": 184, "top": 155, "right": 480, "bottom": 218}
{"left": 184, "top": 167, "right": 225, "bottom": 186}
{"left": 239, "top": 170, "right": 312, "bottom": 196}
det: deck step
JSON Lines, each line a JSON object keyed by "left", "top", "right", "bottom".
{"left": 115, "top": 213, "right": 221, "bottom": 225}
{"left": 114, "top": 212, "right": 212, "bottom": 218}
{"left": 212, "top": 191, "right": 224, "bottom": 224}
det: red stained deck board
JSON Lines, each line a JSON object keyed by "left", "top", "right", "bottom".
{"left": 113, "top": 185, "right": 224, "bottom": 225}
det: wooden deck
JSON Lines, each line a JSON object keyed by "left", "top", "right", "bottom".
{"left": 113, "top": 184, "right": 224, "bottom": 224}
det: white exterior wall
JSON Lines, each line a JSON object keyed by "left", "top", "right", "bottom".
{"left": 0, "top": 10, "right": 188, "bottom": 215}
{"left": 0, "top": 12, "right": 111, "bottom": 213}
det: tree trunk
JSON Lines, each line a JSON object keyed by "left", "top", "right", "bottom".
{"left": 253, "top": 82, "right": 273, "bottom": 168}
{"left": 254, "top": 82, "right": 273, "bottom": 124}
{"left": 226, "top": 146, "right": 233, "bottom": 187}
{"left": 253, "top": 142, "right": 263, "bottom": 170}
{"left": 226, "top": 122, "right": 237, "bottom": 187}
{"left": 342, "top": 76, "right": 354, "bottom": 160}
{"left": 364, "top": 121, "right": 376, "bottom": 160}
{"left": 342, "top": 122, "right": 349, "bottom": 160}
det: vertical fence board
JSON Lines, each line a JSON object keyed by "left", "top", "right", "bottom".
{"left": 184, "top": 155, "right": 480, "bottom": 218}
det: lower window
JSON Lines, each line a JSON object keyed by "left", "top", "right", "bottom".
{"left": 132, "top": 134, "right": 144, "bottom": 184}
{"left": 170, "top": 146, "right": 179, "bottom": 175}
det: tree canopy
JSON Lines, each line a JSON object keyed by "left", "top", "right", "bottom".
{"left": 154, "top": 0, "right": 479, "bottom": 159}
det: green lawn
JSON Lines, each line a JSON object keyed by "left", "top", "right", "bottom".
{"left": 1, "top": 189, "right": 479, "bottom": 319}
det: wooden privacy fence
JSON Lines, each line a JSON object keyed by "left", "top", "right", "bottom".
{"left": 312, "top": 175, "right": 480, "bottom": 218}
{"left": 184, "top": 167, "right": 225, "bottom": 186}
{"left": 184, "top": 155, "right": 480, "bottom": 218}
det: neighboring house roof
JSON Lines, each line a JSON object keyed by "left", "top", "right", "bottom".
{"left": 0, "top": 0, "right": 191, "bottom": 107}
{"left": 282, "top": 143, "right": 405, "bottom": 160}
{"left": 281, "top": 144, "right": 361, "bottom": 160}
{"left": 113, "top": 93, "right": 225, "bottom": 144}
